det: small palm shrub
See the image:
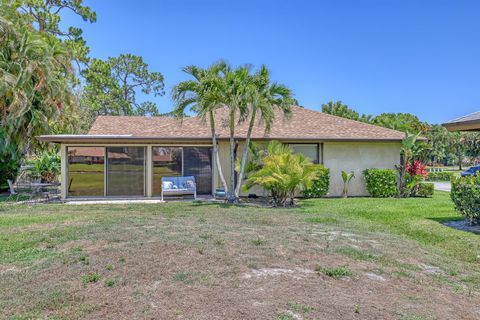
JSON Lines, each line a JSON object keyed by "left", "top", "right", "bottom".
{"left": 303, "top": 167, "right": 330, "bottom": 198}
{"left": 245, "top": 141, "right": 322, "bottom": 207}
{"left": 451, "top": 176, "right": 480, "bottom": 225}
{"left": 363, "top": 169, "right": 398, "bottom": 197}
{"left": 341, "top": 171, "right": 355, "bottom": 198}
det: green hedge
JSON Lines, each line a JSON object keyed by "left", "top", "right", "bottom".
{"left": 415, "top": 182, "right": 434, "bottom": 197}
{"left": 304, "top": 167, "right": 330, "bottom": 198}
{"left": 451, "top": 176, "right": 480, "bottom": 225}
{"left": 363, "top": 168, "right": 398, "bottom": 198}
{"left": 426, "top": 171, "right": 454, "bottom": 181}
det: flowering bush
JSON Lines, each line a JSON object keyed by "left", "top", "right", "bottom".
{"left": 405, "top": 160, "right": 428, "bottom": 197}
{"left": 406, "top": 160, "right": 427, "bottom": 178}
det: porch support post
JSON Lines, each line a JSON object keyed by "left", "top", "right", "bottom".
{"left": 60, "top": 144, "right": 67, "bottom": 199}
{"left": 146, "top": 145, "right": 153, "bottom": 198}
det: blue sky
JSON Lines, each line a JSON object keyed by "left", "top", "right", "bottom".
{"left": 63, "top": 0, "right": 480, "bottom": 124}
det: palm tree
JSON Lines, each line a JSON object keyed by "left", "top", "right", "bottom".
{"left": 212, "top": 64, "right": 252, "bottom": 202}
{"left": 0, "top": 16, "right": 74, "bottom": 155}
{"left": 172, "top": 62, "right": 228, "bottom": 192}
{"left": 341, "top": 171, "right": 355, "bottom": 198}
{"left": 234, "top": 65, "right": 294, "bottom": 197}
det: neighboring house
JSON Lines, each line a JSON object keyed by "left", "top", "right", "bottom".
{"left": 38, "top": 106, "right": 405, "bottom": 199}
{"left": 443, "top": 111, "right": 480, "bottom": 132}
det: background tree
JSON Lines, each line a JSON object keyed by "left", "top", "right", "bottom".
{"left": 371, "top": 113, "right": 428, "bottom": 133}
{"left": 0, "top": 0, "right": 96, "bottom": 189}
{"left": 13, "top": 0, "right": 96, "bottom": 64}
{"left": 424, "top": 125, "right": 449, "bottom": 165}
{"left": 463, "top": 133, "right": 480, "bottom": 165}
{"left": 321, "top": 101, "right": 371, "bottom": 122}
{"left": 0, "top": 16, "right": 74, "bottom": 154}
{"left": 447, "top": 132, "right": 466, "bottom": 170}
{"left": 81, "top": 54, "right": 165, "bottom": 126}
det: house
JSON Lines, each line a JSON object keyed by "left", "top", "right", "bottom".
{"left": 38, "top": 106, "right": 405, "bottom": 199}
{"left": 443, "top": 111, "right": 480, "bottom": 132}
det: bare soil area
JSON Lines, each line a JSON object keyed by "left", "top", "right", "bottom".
{"left": 1, "top": 199, "right": 479, "bottom": 319}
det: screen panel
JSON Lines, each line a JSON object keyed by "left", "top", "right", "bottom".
{"left": 106, "top": 146, "right": 145, "bottom": 197}
{"left": 152, "top": 147, "right": 183, "bottom": 196}
{"left": 67, "top": 147, "right": 105, "bottom": 197}
{"left": 183, "top": 147, "right": 212, "bottom": 194}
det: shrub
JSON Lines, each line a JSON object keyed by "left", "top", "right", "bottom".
{"left": 415, "top": 183, "right": 434, "bottom": 197}
{"left": 451, "top": 176, "right": 480, "bottom": 225}
{"left": 363, "top": 169, "right": 398, "bottom": 197}
{"left": 406, "top": 160, "right": 427, "bottom": 178}
{"left": 27, "top": 151, "right": 60, "bottom": 183}
{"left": 0, "top": 136, "right": 20, "bottom": 191}
{"left": 245, "top": 141, "right": 322, "bottom": 207}
{"left": 426, "top": 171, "right": 454, "bottom": 181}
{"left": 0, "top": 153, "right": 19, "bottom": 191}
{"left": 303, "top": 167, "right": 330, "bottom": 198}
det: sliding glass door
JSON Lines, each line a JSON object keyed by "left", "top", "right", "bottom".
{"left": 106, "top": 146, "right": 146, "bottom": 197}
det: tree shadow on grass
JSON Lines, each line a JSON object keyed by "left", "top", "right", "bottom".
{"left": 427, "top": 216, "right": 464, "bottom": 224}
{"left": 428, "top": 216, "right": 480, "bottom": 235}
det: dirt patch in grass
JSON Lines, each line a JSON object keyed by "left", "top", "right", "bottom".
{"left": 1, "top": 201, "right": 480, "bottom": 319}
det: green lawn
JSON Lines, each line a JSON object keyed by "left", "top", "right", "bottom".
{"left": 302, "top": 192, "right": 478, "bottom": 263}
{"left": 1, "top": 192, "right": 479, "bottom": 319}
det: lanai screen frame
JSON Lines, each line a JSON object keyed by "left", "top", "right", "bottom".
{"left": 62, "top": 143, "right": 215, "bottom": 199}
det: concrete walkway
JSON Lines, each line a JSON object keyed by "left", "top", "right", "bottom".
{"left": 432, "top": 182, "right": 451, "bottom": 192}
{"left": 67, "top": 199, "right": 166, "bottom": 205}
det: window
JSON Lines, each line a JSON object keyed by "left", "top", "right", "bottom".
{"left": 67, "top": 147, "right": 105, "bottom": 197}
{"left": 289, "top": 144, "right": 321, "bottom": 164}
{"left": 106, "top": 146, "right": 146, "bottom": 196}
{"left": 152, "top": 147, "right": 183, "bottom": 196}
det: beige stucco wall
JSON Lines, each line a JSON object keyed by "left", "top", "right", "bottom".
{"left": 323, "top": 142, "right": 401, "bottom": 197}
{"left": 215, "top": 140, "right": 401, "bottom": 198}
{"left": 60, "top": 140, "right": 400, "bottom": 199}
{"left": 214, "top": 141, "right": 267, "bottom": 197}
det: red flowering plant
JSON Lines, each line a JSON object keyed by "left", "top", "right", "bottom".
{"left": 405, "top": 160, "right": 427, "bottom": 196}
{"left": 406, "top": 160, "right": 428, "bottom": 178}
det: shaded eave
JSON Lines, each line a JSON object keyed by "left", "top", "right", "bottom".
{"left": 442, "top": 119, "right": 480, "bottom": 132}
{"left": 37, "top": 134, "right": 406, "bottom": 144}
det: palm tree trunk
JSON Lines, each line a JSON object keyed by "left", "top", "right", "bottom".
{"left": 235, "top": 106, "right": 257, "bottom": 197}
{"left": 227, "top": 109, "right": 237, "bottom": 203}
{"left": 458, "top": 152, "right": 463, "bottom": 171}
{"left": 209, "top": 111, "right": 228, "bottom": 192}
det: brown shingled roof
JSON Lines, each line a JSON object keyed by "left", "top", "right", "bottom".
{"left": 87, "top": 106, "right": 405, "bottom": 141}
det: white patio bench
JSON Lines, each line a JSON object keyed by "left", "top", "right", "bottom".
{"left": 161, "top": 176, "right": 197, "bottom": 201}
